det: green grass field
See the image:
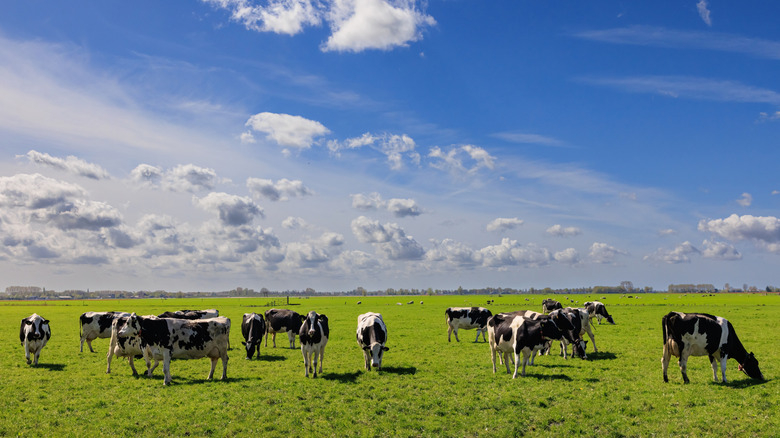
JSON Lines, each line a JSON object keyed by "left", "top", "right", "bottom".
{"left": 1, "top": 293, "right": 777, "bottom": 437}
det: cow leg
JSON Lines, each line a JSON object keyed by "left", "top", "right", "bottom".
{"left": 679, "top": 355, "right": 690, "bottom": 384}
{"left": 264, "top": 331, "right": 269, "bottom": 347}
{"left": 503, "top": 352, "right": 511, "bottom": 374}
{"left": 80, "top": 337, "right": 85, "bottom": 353}
{"left": 302, "top": 348, "right": 310, "bottom": 377}
{"left": 585, "top": 327, "right": 597, "bottom": 353}
{"left": 720, "top": 357, "right": 728, "bottom": 384}
{"left": 662, "top": 342, "right": 671, "bottom": 382}
{"left": 512, "top": 352, "right": 521, "bottom": 379}
{"left": 318, "top": 347, "right": 325, "bottom": 375}
{"left": 481, "top": 328, "right": 487, "bottom": 342}
{"left": 312, "top": 350, "right": 320, "bottom": 378}
{"left": 272, "top": 332, "right": 277, "bottom": 348}
{"left": 288, "top": 331, "right": 296, "bottom": 349}
{"left": 491, "top": 346, "right": 497, "bottom": 373}
{"left": 148, "top": 359, "right": 160, "bottom": 376}
{"left": 33, "top": 349, "right": 41, "bottom": 366}
{"left": 87, "top": 339, "right": 95, "bottom": 353}
{"left": 106, "top": 350, "right": 114, "bottom": 374}
{"left": 447, "top": 325, "right": 453, "bottom": 342}
{"left": 127, "top": 357, "right": 139, "bottom": 376}
{"left": 453, "top": 328, "right": 460, "bottom": 342}
{"left": 207, "top": 356, "right": 218, "bottom": 380}
{"left": 163, "top": 350, "right": 172, "bottom": 386}
{"left": 474, "top": 330, "right": 481, "bottom": 343}
{"left": 521, "top": 352, "right": 531, "bottom": 377}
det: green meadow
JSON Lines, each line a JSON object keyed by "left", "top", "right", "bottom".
{"left": 1, "top": 293, "right": 777, "bottom": 437}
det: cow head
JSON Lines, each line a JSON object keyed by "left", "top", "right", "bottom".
{"left": 738, "top": 352, "right": 764, "bottom": 380}
{"left": 23, "top": 315, "right": 49, "bottom": 340}
{"left": 363, "top": 343, "right": 389, "bottom": 368}
{"left": 305, "top": 311, "right": 319, "bottom": 336}
{"left": 605, "top": 315, "right": 615, "bottom": 324}
{"left": 571, "top": 339, "right": 588, "bottom": 360}
{"left": 118, "top": 313, "right": 140, "bottom": 338}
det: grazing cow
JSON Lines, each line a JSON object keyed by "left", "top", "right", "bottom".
{"left": 118, "top": 313, "right": 230, "bottom": 386}
{"left": 79, "top": 311, "right": 131, "bottom": 352}
{"left": 299, "top": 311, "right": 329, "bottom": 377}
{"left": 157, "top": 309, "right": 219, "bottom": 319}
{"left": 661, "top": 312, "right": 764, "bottom": 384}
{"left": 20, "top": 313, "right": 51, "bottom": 366}
{"left": 241, "top": 313, "right": 266, "bottom": 359}
{"left": 106, "top": 315, "right": 160, "bottom": 376}
{"left": 559, "top": 307, "right": 593, "bottom": 358}
{"left": 356, "top": 312, "right": 389, "bottom": 371}
{"left": 500, "top": 309, "right": 583, "bottom": 361}
{"left": 584, "top": 301, "right": 615, "bottom": 324}
{"left": 487, "top": 310, "right": 574, "bottom": 378}
{"left": 264, "top": 308, "right": 305, "bottom": 349}
{"left": 542, "top": 298, "right": 562, "bottom": 314}
{"left": 445, "top": 307, "right": 493, "bottom": 342}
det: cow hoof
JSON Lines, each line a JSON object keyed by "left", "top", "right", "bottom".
{"left": 26, "top": 359, "right": 31, "bottom": 365}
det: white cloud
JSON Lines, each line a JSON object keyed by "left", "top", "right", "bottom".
{"left": 323, "top": 0, "right": 436, "bottom": 52}
{"left": 331, "top": 133, "right": 419, "bottom": 170}
{"left": 129, "top": 164, "right": 163, "bottom": 186}
{"left": 350, "top": 215, "right": 424, "bottom": 260}
{"left": 698, "top": 214, "right": 780, "bottom": 245}
{"left": 492, "top": 132, "right": 567, "bottom": 147}
{"left": 247, "top": 177, "right": 313, "bottom": 201}
{"left": 202, "top": 0, "right": 321, "bottom": 35}
{"left": 193, "top": 192, "right": 264, "bottom": 226}
{"left": 736, "top": 192, "right": 752, "bottom": 207}
{"left": 644, "top": 241, "right": 699, "bottom": 264}
{"left": 350, "top": 192, "right": 422, "bottom": 217}
{"left": 351, "top": 192, "right": 383, "bottom": 211}
{"left": 282, "top": 216, "right": 309, "bottom": 229}
{"left": 486, "top": 217, "right": 524, "bottom": 233}
{"left": 701, "top": 239, "right": 741, "bottom": 260}
{"left": 697, "top": 0, "right": 712, "bottom": 26}
{"left": 546, "top": 224, "right": 581, "bottom": 237}
{"left": 318, "top": 231, "right": 345, "bottom": 246}
{"left": 386, "top": 198, "right": 421, "bottom": 217}
{"left": 284, "top": 241, "right": 331, "bottom": 268}
{"left": 479, "top": 238, "right": 552, "bottom": 268}
{"left": 165, "top": 164, "right": 218, "bottom": 192}
{"left": 245, "top": 112, "right": 330, "bottom": 150}
{"left": 658, "top": 228, "right": 677, "bottom": 236}
{"left": 589, "top": 242, "right": 628, "bottom": 264}
{"left": 759, "top": 111, "right": 780, "bottom": 122}
{"left": 554, "top": 247, "right": 580, "bottom": 265}
{"left": 21, "top": 150, "right": 110, "bottom": 180}
{"left": 428, "top": 145, "right": 495, "bottom": 178}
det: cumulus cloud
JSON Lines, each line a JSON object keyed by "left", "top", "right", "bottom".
{"left": 350, "top": 192, "right": 422, "bottom": 217}
{"left": 20, "top": 150, "right": 110, "bottom": 180}
{"left": 351, "top": 215, "right": 424, "bottom": 260}
{"left": 129, "top": 164, "right": 163, "bottom": 186}
{"left": 247, "top": 177, "right": 313, "bottom": 201}
{"left": 546, "top": 224, "right": 582, "bottom": 237}
{"left": 203, "top": 0, "right": 321, "bottom": 35}
{"left": 697, "top": 0, "right": 712, "bottom": 26}
{"left": 644, "top": 241, "right": 699, "bottom": 264}
{"left": 736, "top": 192, "right": 752, "bottom": 207}
{"left": 330, "top": 133, "right": 419, "bottom": 170}
{"left": 428, "top": 145, "right": 495, "bottom": 178}
{"left": 425, "top": 238, "right": 480, "bottom": 267}
{"left": 479, "top": 238, "right": 552, "bottom": 268}
{"left": 319, "top": 231, "right": 345, "bottom": 246}
{"left": 554, "top": 248, "right": 580, "bottom": 265}
{"left": 245, "top": 112, "right": 330, "bottom": 150}
{"left": 589, "top": 242, "right": 628, "bottom": 264}
{"left": 194, "top": 192, "right": 264, "bottom": 226}
{"left": 165, "top": 164, "right": 218, "bottom": 192}
{"left": 701, "top": 239, "right": 741, "bottom": 260}
{"left": 284, "top": 241, "right": 331, "bottom": 268}
{"left": 486, "top": 217, "right": 524, "bottom": 233}
{"left": 282, "top": 216, "right": 309, "bottom": 229}
{"left": 0, "top": 173, "right": 85, "bottom": 209}
{"left": 324, "top": 0, "right": 436, "bottom": 52}
{"left": 698, "top": 214, "right": 780, "bottom": 250}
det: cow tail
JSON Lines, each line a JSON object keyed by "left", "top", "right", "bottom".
{"left": 661, "top": 313, "right": 670, "bottom": 346}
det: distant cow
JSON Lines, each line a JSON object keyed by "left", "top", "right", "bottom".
{"left": 157, "top": 309, "right": 219, "bottom": 319}
{"left": 20, "top": 313, "right": 51, "bottom": 366}
{"left": 299, "top": 311, "right": 329, "bottom": 377}
{"left": 241, "top": 313, "right": 266, "bottom": 360}
{"left": 118, "top": 313, "right": 230, "bottom": 386}
{"left": 80, "top": 311, "right": 131, "bottom": 352}
{"left": 264, "top": 308, "right": 304, "bottom": 349}
{"left": 357, "top": 312, "right": 389, "bottom": 371}
{"left": 662, "top": 312, "right": 764, "bottom": 384}
{"left": 487, "top": 310, "right": 575, "bottom": 378}
{"left": 445, "top": 307, "right": 492, "bottom": 342}
{"left": 584, "top": 301, "right": 614, "bottom": 324}
{"left": 106, "top": 315, "right": 160, "bottom": 376}
{"left": 542, "top": 299, "right": 562, "bottom": 314}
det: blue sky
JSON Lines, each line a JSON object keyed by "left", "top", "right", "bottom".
{"left": 1, "top": 1, "right": 779, "bottom": 292}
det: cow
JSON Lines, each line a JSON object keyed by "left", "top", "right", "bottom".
{"left": 117, "top": 313, "right": 230, "bottom": 386}
{"left": 498, "top": 309, "right": 584, "bottom": 361}
{"left": 299, "top": 311, "right": 329, "bottom": 378}
{"left": 79, "top": 311, "right": 131, "bottom": 352}
{"left": 445, "top": 307, "right": 492, "bottom": 342}
{"left": 157, "top": 309, "right": 219, "bottom": 319}
{"left": 584, "top": 301, "right": 615, "bottom": 324}
{"left": 241, "top": 313, "right": 266, "bottom": 360}
{"left": 106, "top": 315, "right": 160, "bottom": 376}
{"left": 661, "top": 312, "right": 764, "bottom": 384}
{"left": 487, "top": 310, "right": 575, "bottom": 378}
{"left": 357, "top": 312, "right": 389, "bottom": 371}
{"left": 20, "top": 313, "right": 51, "bottom": 366}
{"left": 264, "top": 308, "right": 304, "bottom": 349}
{"left": 559, "top": 307, "right": 593, "bottom": 359}
{"left": 542, "top": 298, "right": 562, "bottom": 314}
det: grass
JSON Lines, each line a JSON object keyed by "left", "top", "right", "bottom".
{"left": 1, "top": 293, "right": 777, "bottom": 437}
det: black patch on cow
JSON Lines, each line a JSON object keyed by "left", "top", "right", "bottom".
{"left": 242, "top": 313, "right": 266, "bottom": 359}
{"left": 265, "top": 309, "right": 304, "bottom": 334}
{"left": 137, "top": 317, "right": 172, "bottom": 350}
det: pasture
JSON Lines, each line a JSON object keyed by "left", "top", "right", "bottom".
{"left": 2, "top": 293, "right": 777, "bottom": 437}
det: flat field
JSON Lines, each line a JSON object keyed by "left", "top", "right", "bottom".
{"left": 1, "top": 293, "right": 777, "bottom": 437}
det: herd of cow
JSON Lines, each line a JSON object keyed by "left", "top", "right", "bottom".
{"left": 18, "top": 298, "right": 764, "bottom": 385}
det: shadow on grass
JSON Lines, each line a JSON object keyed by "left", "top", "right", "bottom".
{"left": 256, "top": 354, "right": 287, "bottom": 362}
{"left": 587, "top": 352, "right": 618, "bottom": 360}
{"left": 526, "top": 373, "right": 573, "bottom": 381}
{"left": 146, "top": 375, "right": 255, "bottom": 385}
{"left": 35, "top": 363, "right": 66, "bottom": 371}
{"left": 379, "top": 366, "right": 417, "bottom": 375}
{"left": 322, "top": 371, "right": 361, "bottom": 383}
{"left": 726, "top": 378, "right": 769, "bottom": 389}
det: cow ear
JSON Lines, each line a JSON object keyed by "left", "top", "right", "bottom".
{"left": 382, "top": 346, "right": 390, "bottom": 351}
{"left": 43, "top": 320, "right": 50, "bottom": 325}
{"left": 24, "top": 319, "right": 32, "bottom": 325}
{"left": 241, "top": 341, "right": 247, "bottom": 346}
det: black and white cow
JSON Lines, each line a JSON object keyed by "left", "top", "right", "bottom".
{"left": 264, "top": 308, "right": 305, "bottom": 349}
{"left": 118, "top": 313, "right": 230, "bottom": 386}
{"left": 584, "top": 301, "right": 615, "bottom": 324}
{"left": 80, "top": 311, "right": 130, "bottom": 352}
{"left": 542, "top": 298, "right": 562, "bottom": 314}
{"left": 487, "top": 310, "right": 575, "bottom": 378}
{"left": 299, "top": 311, "right": 329, "bottom": 377}
{"left": 157, "top": 309, "right": 219, "bottom": 319}
{"left": 20, "top": 313, "right": 51, "bottom": 366}
{"left": 357, "top": 312, "right": 389, "bottom": 371}
{"left": 661, "top": 312, "right": 764, "bottom": 384}
{"left": 500, "top": 310, "right": 584, "bottom": 360}
{"left": 241, "top": 313, "right": 266, "bottom": 360}
{"left": 445, "top": 307, "right": 492, "bottom": 342}
{"left": 106, "top": 315, "right": 160, "bottom": 376}
{"left": 559, "top": 307, "right": 594, "bottom": 359}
